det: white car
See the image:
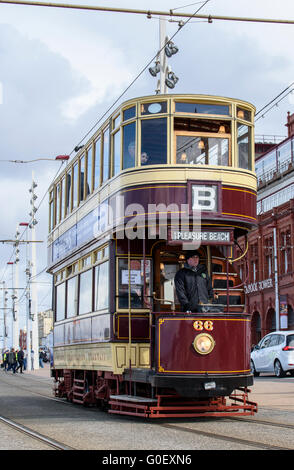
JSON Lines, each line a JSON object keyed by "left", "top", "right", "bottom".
{"left": 251, "top": 331, "right": 294, "bottom": 378}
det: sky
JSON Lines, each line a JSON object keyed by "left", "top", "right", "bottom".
{"left": 0, "top": 0, "right": 294, "bottom": 346}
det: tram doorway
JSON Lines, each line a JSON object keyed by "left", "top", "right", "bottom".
{"left": 153, "top": 244, "right": 183, "bottom": 312}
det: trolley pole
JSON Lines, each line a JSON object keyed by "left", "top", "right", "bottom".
{"left": 0, "top": 281, "right": 8, "bottom": 350}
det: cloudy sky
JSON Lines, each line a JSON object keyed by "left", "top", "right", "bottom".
{"left": 0, "top": 0, "right": 293, "bottom": 344}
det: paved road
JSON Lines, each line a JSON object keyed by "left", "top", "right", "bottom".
{"left": 0, "top": 365, "right": 293, "bottom": 452}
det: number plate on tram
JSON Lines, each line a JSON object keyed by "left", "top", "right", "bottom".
{"left": 204, "top": 381, "right": 216, "bottom": 390}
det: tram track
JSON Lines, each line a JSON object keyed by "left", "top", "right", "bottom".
{"left": 0, "top": 415, "right": 75, "bottom": 450}
{"left": 157, "top": 422, "right": 293, "bottom": 450}
{"left": 1, "top": 374, "right": 294, "bottom": 450}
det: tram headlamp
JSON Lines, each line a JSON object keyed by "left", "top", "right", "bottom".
{"left": 193, "top": 333, "right": 215, "bottom": 355}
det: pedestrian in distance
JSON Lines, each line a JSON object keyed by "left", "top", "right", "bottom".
{"left": 39, "top": 350, "right": 44, "bottom": 368}
{"left": 2, "top": 350, "right": 9, "bottom": 371}
{"left": 174, "top": 250, "right": 214, "bottom": 313}
{"left": 23, "top": 349, "right": 27, "bottom": 370}
{"left": 31, "top": 350, "right": 34, "bottom": 370}
{"left": 16, "top": 348, "right": 24, "bottom": 373}
{"left": 7, "top": 348, "right": 17, "bottom": 373}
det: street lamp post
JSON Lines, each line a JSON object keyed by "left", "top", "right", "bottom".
{"left": 20, "top": 221, "right": 31, "bottom": 371}
{"left": 29, "top": 173, "right": 39, "bottom": 370}
{"left": 273, "top": 226, "right": 280, "bottom": 331}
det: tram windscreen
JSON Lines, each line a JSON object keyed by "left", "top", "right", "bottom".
{"left": 176, "top": 135, "right": 229, "bottom": 166}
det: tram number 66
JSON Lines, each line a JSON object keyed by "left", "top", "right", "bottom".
{"left": 193, "top": 320, "right": 214, "bottom": 331}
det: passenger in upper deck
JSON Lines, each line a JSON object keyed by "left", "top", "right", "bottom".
{"left": 174, "top": 250, "right": 214, "bottom": 313}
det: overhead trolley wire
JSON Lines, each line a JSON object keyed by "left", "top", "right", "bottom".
{"left": 255, "top": 81, "right": 294, "bottom": 122}
{"left": 1, "top": 1, "right": 294, "bottom": 25}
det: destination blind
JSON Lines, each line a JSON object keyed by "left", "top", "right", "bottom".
{"left": 170, "top": 230, "right": 232, "bottom": 244}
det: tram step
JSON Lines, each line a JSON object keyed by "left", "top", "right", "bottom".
{"left": 109, "top": 394, "right": 158, "bottom": 403}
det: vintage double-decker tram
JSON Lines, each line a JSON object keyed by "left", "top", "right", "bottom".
{"left": 48, "top": 94, "right": 258, "bottom": 417}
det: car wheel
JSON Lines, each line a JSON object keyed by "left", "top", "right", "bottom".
{"left": 250, "top": 360, "right": 260, "bottom": 377}
{"left": 274, "top": 360, "right": 285, "bottom": 378}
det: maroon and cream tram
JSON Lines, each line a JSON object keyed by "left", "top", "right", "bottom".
{"left": 48, "top": 94, "right": 258, "bottom": 417}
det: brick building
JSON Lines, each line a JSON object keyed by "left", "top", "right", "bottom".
{"left": 237, "top": 112, "right": 294, "bottom": 345}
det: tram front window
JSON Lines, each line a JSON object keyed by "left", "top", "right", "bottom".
{"left": 118, "top": 258, "right": 151, "bottom": 309}
{"left": 237, "top": 124, "right": 252, "bottom": 170}
{"left": 176, "top": 135, "right": 229, "bottom": 166}
{"left": 141, "top": 118, "right": 167, "bottom": 166}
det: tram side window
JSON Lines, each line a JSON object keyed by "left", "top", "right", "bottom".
{"left": 95, "top": 261, "right": 109, "bottom": 311}
{"left": 49, "top": 190, "right": 54, "bottom": 231}
{"left": 94, "top": 138, "right": 101, "bottom": 189}
{"left": 237, "top": 124, "right": 252, "bottom": 170}
{"left": 86, "top": 146, "right": 92, "bottom": 196}
{"left": 123, "top": 122, "right": 136, "bottom": 169}
{"left": 56, "top": 183, "right": 61, "bottom": 225}
{"left": 67, "top": 276, "right": 78, "bottom": 318}
{"left": 79, "top": 155, "right": 85, "bottom": 203}
{"left": 56, "top": 282, "right": 66, "bottom": 321}
{"left": 118, "top": 258, "right": 151, "bottom": 309}
{"left": 113, "top": 130, "right": 121, "bottom": 176}
{"left": 123, "top": 106, "right": 136, "bottom": 121}
{"left": 73, "top": 163, "right": 78, "bottom": 209}
{"left": 61, "top": 177, "right": 65, "bottom": 221}
{"left": 141, "top": 118, "right": 167, "bottom": 165}
{"left": 102, "top": 127, "right": 110, "bottom": 183}
{"left": 66, "top": 172, "right": 72, "bottom": 214}
{"left": 79, "top": 269, "right": 93, "bottom": 315}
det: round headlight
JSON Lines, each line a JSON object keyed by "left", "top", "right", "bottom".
{"left": 193, "top": 333, "right": 215, "bottom": 355}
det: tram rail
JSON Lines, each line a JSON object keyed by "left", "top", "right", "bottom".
{"left": 1, "top": 374, "right": 294, "bottom": 450}
{"left": 0, "top": 415, "right": 75, "bottom": 450}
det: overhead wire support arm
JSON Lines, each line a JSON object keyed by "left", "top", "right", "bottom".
{"left": 0, "top": 1, "right": 294, "bottom": 26}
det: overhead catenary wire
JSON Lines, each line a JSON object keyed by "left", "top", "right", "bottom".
{"left": 1, "top": 1, "right": 294, "bottom": 25}
{"left": 255, "top": 83, "right": 294, "bottom": 122}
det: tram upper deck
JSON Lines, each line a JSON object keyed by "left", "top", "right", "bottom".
{"left": 48, "top": 94, "right": 256, "bottom": 270}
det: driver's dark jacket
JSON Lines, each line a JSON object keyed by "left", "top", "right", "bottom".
{"left": 174, "top": 263, "right": 213, "bottom": 312}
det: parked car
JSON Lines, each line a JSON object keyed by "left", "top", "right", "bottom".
{"left": 251, "top": 330, "right": 294, "bottom": 377}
